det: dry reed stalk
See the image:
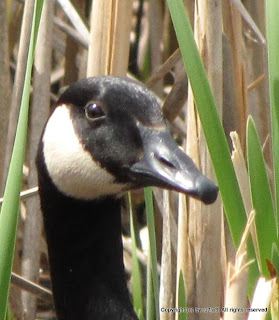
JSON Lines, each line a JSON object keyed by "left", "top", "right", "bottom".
{"left": 184, "top": 2, "right": 223, "bottom": 319}
{"left": 230, "top": 0, "right": 265, "bottom": 44}
{"left": 153, "top": 188, "right": 178, "bottom": 256}
{"left": 222, "top": 33, "right": 239, "bottom": 147}
{"left": 184, "top": 0, "right": 195, "bottom": 25}
{"left": 243, "top": 0, "right": 269, "bottom": 155}
{"left": 136, "top": 1, "right": 149, "bottom": 76}
{"left": 87, "top": 0, "right": 133, "bottom": 77}
{"left": 228, "top": 1, "right": 248, "bottom": 146}
{"left": 8, "top": 4, "right": 24, "bottom": 58}
{"left": 54, "top": 16, "right": 88, "bottom": 47}
{"left": 57, "top": 0, "right": 88, "bottom": 82}
{"left": 3, "top": 0, "right": 35, "bottom": 185}
{"left": 222, "top": 0, "right": 239, "bottom": 143}
{"left": 56, "top": 0, "right": 89, "bottom": 43}
{"left": 0, "top": 187, "right": 38, "bottom": 204}
{"left": 162, "top": 71, "right": 188, "bottom": 123}
{"left": 178, "top": 67, "right": 201, "bottom": 318}
{"left": 63, "top": 29, "right": 80, "bottom": 85}
{"left": 149, "top": 0, "right": 163, "bottom": 95}
{"left": 247, "top": 75, "right": 265, "bottom": 93}
{"left": 21, "top": 1, "right": 54, "bottom": 319}
{"left": 178, "top": 86, "right": 200, "bottom": 320}
{"left": 146, "top": 49, "right": 181, "bottom": 89}
{"left": 11, "top": 272, "right": 52, "bottom": 303}
{"left": 223, "top": 210, "right": 255, "bottom": 320}
{"left": 175, "top": 193, "right": 190, "bottom": 320}
{"left": 122, "top": 235, "right": 149, "bottom": 268}
{"left": 160, "top": 190, "right": 175, "bottom": 320}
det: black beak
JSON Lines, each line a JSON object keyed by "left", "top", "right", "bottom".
{"left": 130, "top": 127, "right": 218, "bottom": 205}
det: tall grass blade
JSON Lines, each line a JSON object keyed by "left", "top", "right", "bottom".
{"left": 5, "top": 307, "right": 14, "bottom": 320}
{"left": 266, "top": 0, "right": 279, "bottom": 229}
{"left": 144, "top": 187, "right": 159, "bottom": 320}
{"left": 166, "top": 0, "right": 246, "bottom": 246}
{"left": 177, "top": 271, "right": 187, "bottom": 320}
{"left": 247, "top": 116, "right": 277, "bottom": 277}
{"left": 0, "top": 1, "right": 43, "bottom": 319}
{"left": 128, "top": 193, "right": 144, "bottom": 320}
{"left": 146, "top": 252, "right": 156, "bottom": 320}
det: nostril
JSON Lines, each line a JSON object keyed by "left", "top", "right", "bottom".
{"left": 157, "top": 155, "right": 177, "bottom": 170}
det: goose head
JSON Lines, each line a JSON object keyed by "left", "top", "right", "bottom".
{"left": 42, "top": 76, "right": 218, "bottom": 204}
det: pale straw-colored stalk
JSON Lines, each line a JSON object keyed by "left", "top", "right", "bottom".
{"left": 87, "top": 0, "right": 133, "bottom": 77}
{"left": 185, "top": 2, "right": 223, "bottom": 319}
{"left": 160, "top": 190, "right": 175, "bottom": 320}
{"left": 223, "top": 210, "right": 255, "bottom": 320}
{"left": 248, "top": 277, "right": 277, "bottom": 320}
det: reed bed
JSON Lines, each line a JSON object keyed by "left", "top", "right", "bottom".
{"left": 0, "top": 1, "right": 278, "bottom": 320}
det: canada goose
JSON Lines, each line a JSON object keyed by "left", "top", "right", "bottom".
{"left": 36, "top": 76, "right": 218, "bottom": 320}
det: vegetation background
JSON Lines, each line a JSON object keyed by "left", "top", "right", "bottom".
{"left": 0, "top": 0, "right": 278, "bottom": 320}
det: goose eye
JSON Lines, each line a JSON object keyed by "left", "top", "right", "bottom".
{"left": 85, "top": 103, "right": 105, "bottom": 120}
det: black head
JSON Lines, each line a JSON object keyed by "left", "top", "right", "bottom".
{"left": 41, "top": 76, "right": 218, "bottom": 204}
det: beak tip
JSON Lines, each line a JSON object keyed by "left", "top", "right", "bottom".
{"left": 195, "top": 176, "right": 219, "bottom": 205}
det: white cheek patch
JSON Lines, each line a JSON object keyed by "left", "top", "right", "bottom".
{"left": 43, "top": 104, "right": 127, "bottom": 200}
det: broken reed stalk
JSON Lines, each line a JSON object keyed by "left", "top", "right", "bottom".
{"left": 87, "top": 0, "right": 133, "bottom": 77}
{"left": 223, "top": 211, "right": 255, "bottom": 320}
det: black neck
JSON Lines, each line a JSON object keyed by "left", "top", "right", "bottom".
{"left": 37, "top": 153, "right": 138, "bottom": 320}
